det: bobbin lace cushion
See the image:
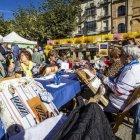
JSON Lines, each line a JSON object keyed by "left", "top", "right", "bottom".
{"left": 0, "top": 77, "right": 59, "bottom": 137}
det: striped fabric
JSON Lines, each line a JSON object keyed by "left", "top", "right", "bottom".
{"left": 104, "top": 60, "right": 140, "bottom": 110}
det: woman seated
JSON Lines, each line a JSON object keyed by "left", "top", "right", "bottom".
{"left": 57, "top": 52, "right": 67, "bottom": 65}
{"left": 103, "top": 45, "right": 140, "bottom": 113}
{"left": 104, "top": 48, "right": 123, "bottom": 77}
{"left": 19, "top": 49, "right": 39, "bottom": 77}
{"left": 40, "top": 50, "right": 59, "bottom": 75}
{"left": 46, "top": 50, "right": 58, "bottom": 66}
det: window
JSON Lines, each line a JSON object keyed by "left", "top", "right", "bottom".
{"left": 118, "top": 5, "right": 125, "bottom": 16}
{"left": 118, "top": 23, "right": 125, "bottom": 33}
{"left": 85, "top": 21, "right": 97, "bottom": 32}
{"left": 86, "top": 8, "right": 96, "bottom": 16}
{"left": 103, "top": 20, "right": 109, "bottom": 31}
{"left": 78, "top": 26, "right": 82, "bottom": 34}
{"left": 104, "top": 6, "right": 108, "bottom": 15}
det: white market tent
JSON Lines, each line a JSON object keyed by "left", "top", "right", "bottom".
{"left": 2, "top": 31, "right": 37, "bottom": 45}
{"left": 0, "top": 35, "right": 3, "bottom": 42}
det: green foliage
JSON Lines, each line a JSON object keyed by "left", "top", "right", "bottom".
{"left": 0, "top": 13, "right": 14, "bottom": 36}
{"left": 42, "top": 0, "right": 81, "bottom": 39}
{"left": 0, "top": 0, "right": 81, "bottom": 44}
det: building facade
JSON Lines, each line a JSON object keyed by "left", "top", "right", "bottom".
{"left": 112, "top": 0, "right": 133, "bottom": 34}
{"left": 73, "top": 0, "right": 139, "bottom": 37}
{"left": 73, "top": 0, "right": 112, "bottom": 36}
{"left": 131, "top": 0, "right": 140, "bottom": 32}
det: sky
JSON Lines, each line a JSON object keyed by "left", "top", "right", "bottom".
{"left": 0, "top": 0, "right": 43, "bottom": 20}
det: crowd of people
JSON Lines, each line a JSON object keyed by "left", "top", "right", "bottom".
{"left": 0, "top": 38, "right": 140, "bottom": 137}
{"left": 0, "top": 43, "right": 69, "bottom": 78}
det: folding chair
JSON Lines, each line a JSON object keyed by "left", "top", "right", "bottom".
{"left": 112, "top": 86, "right": 140, "bottom": 133}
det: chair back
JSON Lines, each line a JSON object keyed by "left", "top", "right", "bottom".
{"left": 76, "top": 68, "right": 109, "bottom": 106}
{"left": 123, "top": 86, "right": 140, "bottom": 112}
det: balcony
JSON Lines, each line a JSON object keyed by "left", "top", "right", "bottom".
{"left": 112, "top": 0, "right": 125, "bottom": 3}
{"left": 97, "top": 14, "right": 111, "bottom": 20}
{"left": 85, "top": 3, "right": 96, "bottom": 9}
{"left": 86, "top": 12, "right": 97, "bottom": 17}
{"left": 100, "top": 27, "right": 111, "bottom": 33}
{"left": 85, "top": 5, "right": 90, "bottom": 10}
{"left": 97, "top": 0, "right": 111, "bottom": 7}
{"left": 78, "top": 30, "right": 83, "bottom": 35}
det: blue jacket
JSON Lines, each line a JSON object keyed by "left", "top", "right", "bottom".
{"left": 12, "top": 45, "right": 20, "bottom": 56}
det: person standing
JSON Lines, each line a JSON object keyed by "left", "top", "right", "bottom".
{"left": 0, "top": 53, "right": 6, "bottom": 78}
{"left": 26, "top": 46, "right": 33, "bottom": 55}
{"left": 0, "top": 43, "right": 8, "bottom": 73}
{"left": 32, "top": 48, "right": 45, "bottom": 65}
{"left": 11, "top": 44, "right": 20, "bottom": 67}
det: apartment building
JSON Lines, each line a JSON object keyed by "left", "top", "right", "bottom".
{"left": 73, "top": 0, "right": 139, "bottom": 37}
{"left": 112, "top": 0, "right": 133, "bottom": 33}
{"left": 73, "top": 0, "right": 111, "bottom": 36}
{"left": 131, "top": 0, "right": 140, "bottom": 32}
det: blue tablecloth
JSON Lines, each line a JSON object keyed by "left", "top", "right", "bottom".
{"left": 63, "top": 73, "right": 77, "bottom": 80}
{"left": 36, "top": 77, "right": 81, "bottom": 109}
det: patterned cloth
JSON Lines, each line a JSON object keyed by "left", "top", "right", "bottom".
{"left": 105, "top": 59, "right": 123, "bottom": 77}
{"left": 0, "top": 77, "right": 59, "bottom": 137}
{"left": 20, "top": 61, "right": 40, "bottom": 77}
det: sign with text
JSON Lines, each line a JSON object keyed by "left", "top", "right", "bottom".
{"left": 99, "top": 43, "right": 108, "bottom": 56}
{"left": 61, "top": 62, "right": 69, "bottom": 70}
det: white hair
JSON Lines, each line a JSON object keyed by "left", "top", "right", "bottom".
{"left": 122, "top": 45, "right": 140, "bottom": 61}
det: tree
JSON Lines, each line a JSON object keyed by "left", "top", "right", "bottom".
{"left": 41, "top": 0, "right": 81, "bottom": 39}
{"left": 0, "top": 13, "right": 14, "bottom": 36}
{"left": 0, "top": 13, "right": 6, "bottom": 35}
{"left": 1, "top": 0, "right": 81, "bottom": 44}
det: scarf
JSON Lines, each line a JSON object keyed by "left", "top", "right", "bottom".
{"left": 21, "top": 61, "right": 33, "bottom": 77}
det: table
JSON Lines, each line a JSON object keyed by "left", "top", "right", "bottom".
{"left": 36, "top": 76, "right": 81, "bottom": 109}
{"left": 61, "top": 73, "right": 77, "bottom": 80}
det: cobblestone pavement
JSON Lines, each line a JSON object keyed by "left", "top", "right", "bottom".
{"left": 115, "top": 118, "right": 140, "bottom": 140}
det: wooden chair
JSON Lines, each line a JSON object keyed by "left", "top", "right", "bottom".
{"left": 76, "top": 68, "right": 109, "bottom": 107}
{"left": 112, "top": 86, "right": 140, "bottom": 133}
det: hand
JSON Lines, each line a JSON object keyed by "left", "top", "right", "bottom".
{"left": 102, "top": 75, "right": 107, "bottom": 81}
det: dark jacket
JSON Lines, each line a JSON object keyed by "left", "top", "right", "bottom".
{"left": 50, "top": 97, "right": 116, "bottom": 140}
{"left": 0, "top": 45, "right": 7, "bottom": 57}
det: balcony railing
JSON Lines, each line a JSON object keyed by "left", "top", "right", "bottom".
{"left": 112, "top": 0, "right": 125, "bottom": 3}
{"left": 104, "top": 27, "right": 109, "bottom": 32}
{"left": 85, "top": 5, "right": 90, "bottom": 9}
{"left": 86, "top": 12, "right": 97, "bottom": 17}
{"left": 97, "top": 0, "right": 111, "bottom": 7}
{"left": 78, "top": 30, "right": 83, "bottom": 35}
{"left": 97, "top": 14, "right": 111, "bottom": 20}
{"left": 100, "top": 27, "right": 111, "bottom": 33}
{"left": 85, "top": 3, "right": 96, "bottom": 9}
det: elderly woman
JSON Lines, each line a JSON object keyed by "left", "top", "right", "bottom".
{"left": 104, "top": 48, "right": 123, "bottom": 77}
{"left": 103, "top": 45, "right": 140, "bottom": 113}
{"left": 19, "top": 50, "right": 39, "bottom": 77}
